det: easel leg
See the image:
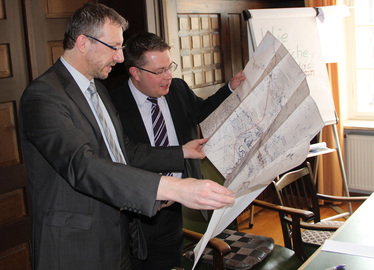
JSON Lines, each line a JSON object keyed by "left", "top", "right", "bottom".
{"left": 332, "top": 123, "right": 352, "bottom": 214}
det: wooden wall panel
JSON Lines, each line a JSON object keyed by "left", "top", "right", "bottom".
{"left": 228, "top": 14, "right": 245, "bottom": 75}
{"left": 165, "top": 0, "right": 304, "bottom": 99}
{"left": 0, "top": 189, "right": 26, "bottom": 226}
{"left": 0, "top": 1, "right": 33, "bottom": 268}
{"left": 0, "top": 0, "right": 4, "bottom": 19}
{"left": 0, "top": 44, "right": 11, "bottom": 78}
{"left": 45, "top": 0, "right": 92, "bottom": 18}
{"left": 178, "top": 13, "right": 223, "bottom": 90}
{"left": 25, "top": 0, "right": 94, "bottom": 79}
{"left": 0, "top": 243, "right": 31, "bottom": 270}
{"left": 48, "top": 40, "right": 64, "bottom": 66}
{"left": 0, "top": 102, "right": 20, "bottom": 168}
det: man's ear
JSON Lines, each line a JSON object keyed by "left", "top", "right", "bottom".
{"left": 76, "top": 34, "right": 89, "bottom": 53}
{"left": 129, "top": 66, "right": 140, "bottom": 81}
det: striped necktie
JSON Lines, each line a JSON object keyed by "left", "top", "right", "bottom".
{"left": 148, "top": 97, "right": 174, "bottom": 209}
{"left": 147, "top": 97, "right": 173, "bottom": 177}
{"left": 147, "top": 97, "right": 169, "bottom": 147}
{"left": 87, "top": 82, "right": 125, "bottom": 164}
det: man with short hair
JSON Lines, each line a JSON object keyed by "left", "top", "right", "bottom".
{"left": 111, "top": 32, "right": 245, "bottom": 270}
{"left": 19, "top": 4, "right": 235, "bottom": 270}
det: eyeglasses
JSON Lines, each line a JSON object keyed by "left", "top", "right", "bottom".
{"left": 136, "top": 61, "right": 178, "bottom": 76}
{"left": 84, "top": 34, "right": 125, "bottom": 51}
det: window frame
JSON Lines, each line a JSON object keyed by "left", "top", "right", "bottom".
{"left": 343, "top": 0, "right": 374, "bottom": 121}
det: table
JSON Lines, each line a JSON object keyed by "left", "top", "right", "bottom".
{"left": 299, "top": 193, "right": 374, "bottom": 269}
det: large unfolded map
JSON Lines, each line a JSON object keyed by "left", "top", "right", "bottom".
{"left": 191, "top": 32, "right": 325, "bottom": 268}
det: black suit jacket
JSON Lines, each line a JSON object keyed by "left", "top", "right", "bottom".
{"left": 111, "top": 78, "right": 231, "bottom": 268}
{"left": 111, "top": 78, "right": 232, "bottom": 179}
{"left": 19, "top": 59, "right": 185, "bottom": 270}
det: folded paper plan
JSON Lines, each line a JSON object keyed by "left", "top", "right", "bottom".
{"left": 192, "top": 32, "right": 325, "bottom": 268}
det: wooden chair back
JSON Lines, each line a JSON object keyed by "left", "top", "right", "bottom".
{"left": 272, "top": 162, "right": 319, "bottom": 248}
{"left": 274, "top": 162, "right": 319, "bottom": 219}
{"left": 253, "top": 162, "right": 368, "bottom": 262}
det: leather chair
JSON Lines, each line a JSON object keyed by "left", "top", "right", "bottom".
{"left": 181, "top": 227, "right": 302, "bottom": 270}
{"left": 179, "top": 159, "right": 302, "bottom": 270}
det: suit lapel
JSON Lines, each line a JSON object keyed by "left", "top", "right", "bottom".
{"left": 55, "top": 60, "right": 101, "bottom": 135}
{"left": 165, "top": 86, "right": 184, "bottom": 144}
{"left": 54, "top": 60, "right": 127, "bottom": 162}
{"left": 96, "top": 81, "right": 129, "bottom": 163}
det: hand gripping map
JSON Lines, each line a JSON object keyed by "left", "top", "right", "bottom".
{"left": 191, "top": 32, "right": 325, "bottom": 268}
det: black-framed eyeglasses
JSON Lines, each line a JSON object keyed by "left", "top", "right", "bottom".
{"left": 135, "top": 61, "right": 178, "bottom": 76}
{"left": 84, "top": 34, "right": 125, "bottom": 51}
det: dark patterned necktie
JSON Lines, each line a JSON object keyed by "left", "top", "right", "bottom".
{"left": 87, "top": 82, "right": 125, "bottom": 164}
{"left": 148, "top": 97, "right": 174, "bottom": 209}
{"left": 147, "top": 97, "right": 170, "bottom": 147}
{"left": 147, "top": 97, "right": 173, "bottom": 177}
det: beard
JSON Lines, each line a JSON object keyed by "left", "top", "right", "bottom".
{"left": 86, "top": 53, "right": 112, "bottom": 80}
{"left": 93, "top": 69, "right": 109, "bottom": 80}
{"left": 91, "top": 64, "right": 110, "bottom": 80}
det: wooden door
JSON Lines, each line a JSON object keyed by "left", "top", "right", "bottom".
{"left": 0, "top": 0, "right": 92, "bottom": 268}
{"left": 0, "top": 0, "right": 32, "bottom": 268}
{"left": 24, "top": 0, "right": 93, "bottom": 79}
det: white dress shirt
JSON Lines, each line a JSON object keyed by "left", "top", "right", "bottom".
{"left": 128, "top": 79, "right": 182, "bottom": 178}
{"left": 60, "top": 56, "right": 126, "bottom": 164}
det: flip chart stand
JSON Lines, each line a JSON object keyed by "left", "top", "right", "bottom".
{"left": 243, "top": 9, "right": 352, "bottom": 216}
{"left": 310, "top": 117, "right": 352, "bottom": 215}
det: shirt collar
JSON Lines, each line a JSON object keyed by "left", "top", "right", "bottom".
{"left": 60, "top": 56, "right": 91, "bottom": 93}
{"left": 128, "top": 78, "right": 166, "bottom": 108}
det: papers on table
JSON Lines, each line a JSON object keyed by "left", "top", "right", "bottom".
{"left": 322, "top": 239, "right": 374, "bottom": 259}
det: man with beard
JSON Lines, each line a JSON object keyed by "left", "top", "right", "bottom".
{"left": 19, "top": 4, "right": 235, "bottom": 270}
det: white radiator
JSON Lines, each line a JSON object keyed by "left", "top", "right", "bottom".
{"left": 345, "top": 134, "right": 374, "bottom": 192}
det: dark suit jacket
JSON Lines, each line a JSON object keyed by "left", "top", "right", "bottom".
{"left": 110, "top": 78, "right": 231, "bottom": 267}
{"left": 19, "top": 59, "right": 185, "bottom": 270}
{"left": 111, "top": 78, "right": 232, "bottom": 179}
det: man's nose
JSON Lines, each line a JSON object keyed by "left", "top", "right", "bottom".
{"left": 114, "top": 49, "right": 124, "bottom": 63}
{"left": 163, "top": 69, "right": 173, "bottom": 79}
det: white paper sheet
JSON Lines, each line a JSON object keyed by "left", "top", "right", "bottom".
{"left": 322, "top": 239, "right": 374, "bottom": 259}
{"left": 192, "top": 32, "right": 325, "bottom": 269}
